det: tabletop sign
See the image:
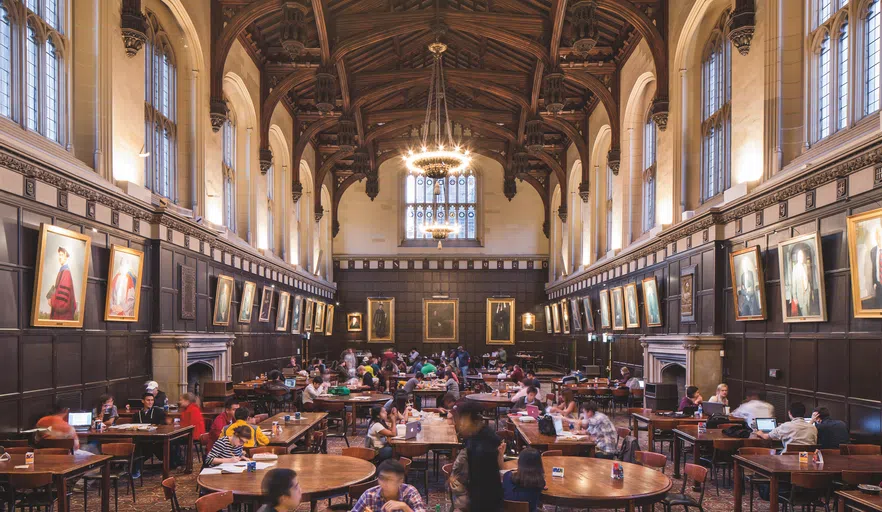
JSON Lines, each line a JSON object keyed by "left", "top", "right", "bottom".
{"left": 25, "top": 452, "right": 34, "bottom": 465}
{"left": 697, "top": 422, "right": 707, "bottom": 434}
{"left": 552, "top": 466, "right": 564, "bottom": 478}
{"left": 798, "top": 451, "right": 809, "bottom": 464}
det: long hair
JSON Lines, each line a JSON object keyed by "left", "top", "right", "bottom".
{"left": 369, "top": 406, "right": 388, "bottom": 430}
{"left": 511, "top": 447, "right": 545, "bottom": 489}
{"left": 261, "top": 468, "right": 298, "bottom": 506}
{"left": 464, "top": 427, "right": 504, "bottom": 510}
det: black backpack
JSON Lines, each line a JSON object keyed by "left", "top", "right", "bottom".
{"left": 538, "top": 415, "right": 557, "bottom": 436}
{"left": 706, "top": 413, "right": 732, "bottom": 429}
{"left": 723, "top": 425, "right": 753, "bottom": 438}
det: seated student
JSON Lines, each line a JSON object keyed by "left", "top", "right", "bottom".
{"left": 731, "top": 390, "right": 775, "bottom": 430}
{"left": 523, "top": 370, "right": 541, "bottom": 390}
{"left": 756, "top": 402, "right": 818, "bottom": 452}
{"left": 811, "top": 407, "right": 850, "bottom": 450}
{"left": 619, "top": 367, "right": 642, "bottom": 390}
{"left": 509, "top": 364, "right": 524, "bottom": 384}
{"left": 302, "top": 376, "right": 327, "bottom": 408}
{"left": 209, "top": 397, "right": 240, "bottom": 445}
{"left": 284, "top": 356, "right": 299, "bottom": 370}
{"left": 36, "top": 404, "right": 82, "bottom": 451}
{"left": 576, "top": 403, "right": 618, "bottom": 458}
{"left": 440, "top": 369, "right": 460, "bottom": 399}
{"left": 351, "top": 459, "right": 426, "bottom": 512}
{"left": 548, "top": 391, "right": 577, "bottom": 418}
{"left": 411, "top": 358, "right": 423, "bottom": 376}
{"left": 133, "top": 393, "right": 167, "bottom": 425}
{"left": 257, "top": 468, "right": 302, "bottom": 512}
{"left": 511, "top": 387, "right": 543, "bottom": 412}
{"left": 93, "top": 394, "right": 119, "bottom": 427}
{"left": 708, "top": 383, "right": 729, "bottom": 405}
{"left": 205, "top": 425, "right": 252, "bottom": 465}
{"left": 423, "top": 392, "right": 459, "bottom": 417}
{"left": 178, "top": 392, "right": 206, "bottom": 439}
{"left": 502, "top": 448, "right": 545, "bottom": 512}
{"left": 225, "top": 407, "right": 270, "bottom": 448}
{"left": 400, "top": 373, "right": 425, "bottom": 410}
{"left": 366, "top": 406, "right": 396, "bottom": 462}
{"left": 678, "top": 386, "right": 703, "bottom": 413}
{"left": 358, "top": 366, "right": 376, "bottom": 390}
{"left": 369, "top": 357, "right": 381, "bottom": 377}
{"left": 263, "top": 370, "right": 292, "bottom": 401}
{"left": 409, "top": 348, "right": 420, "bottom": 364}
{"left": 419, "top": 357, "right": 437, "bottom": 377}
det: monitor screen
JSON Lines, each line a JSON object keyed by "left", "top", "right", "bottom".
{"left": 68, "top": 412, "right": 92, "bottom": 427}
{"left": 284, "top": 378, "right": 298, "bottom": 387}
{"left": 755, "top": 418, "right": 777, "bottom": 432}
{"left": 638, "top": 379, "right": 645, "bottom": 389}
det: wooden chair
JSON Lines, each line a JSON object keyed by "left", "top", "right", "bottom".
{"left": 194, "top": 490, "right": 233, "bottom": 512}
{"left": 34, "top": 449, "right": 70, "bottom": 455}
{"left": 705, "top": 438, "right": 742, "bottom": 495}
{"left": 0, "top": 440, "right": 30, "bottom": 448}
{"left": 322, "top": 402, "right": 350, "bottom": 447}
{"left": 616, "top": 426, "right": 632, "bottom": 442}
{"left": 819, "top": 449, "right": 841, "bottom": 459}
{"left": 503, "top": 500, "right": 530, "bottom": 512}
{"left": 841, "top": 444, "right": 882, "bottom": 455}
{"left": 630, "top": 388, "right": 645, "bottom": 407}
{"left": 83, "top": 442, "right": 137, "bottom": 512}
{"left": 741, "top": 438, "right": 772, "bottom": 448}
{"left": 393, "top": 444, "right": 430, "bottom": 499}
{"left": 660, "top": 463, "right": 708, "bottom": 512}
{"left": 611, "top": 388, "right": 630, "bottom": 413}
{"left": 399, "top": 457, "right": 413, "bottom": 476}
{"left": 8, "top": 473, "right": 56, "bottom": 512}
{"left": 737, "top": 447, "right": 775, "bottom": 512}
{"left": 541, "top": 450, "right": 563, "bottom": 457}
{"left": 783, "top": 444, "right": 818, "bottom": 454}
{"left": 341, "top": 447, "right": 376, "bottom": 462}
{"left": 4, "top": 447, "right": 31, "bottom": 454}
{"left": 248, "top": 446, "right": 287, "bottom": 456}
{"left": 547, "top": 443, "right": 583, "bottom": 457}
{"left": 161, "top": 477, "right": 193, "bottom": 512}
{"left": 35, "top": 438, "right": 74, "bottom": 453}
{"left": 327, "top": 479, "right": 378, "bottom": 511}
{"left": 497, "top": 429, "right": 518, "bottom": 461}
{"left": 841, "top": 470, "right": 882, "bottom": 486}
{"left": 635, "top": 451, "right": 667, "bottom": 474}
{"left": 651, "top": 419, "right": 681, "bottom": 459}
{"left": 779, "top": 472, "right": 835, "bottom": 512}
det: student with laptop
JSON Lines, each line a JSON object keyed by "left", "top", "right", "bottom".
{"left": 366, "top": 406, "right": 395, "bottom": 461}
{"left": 575, "top": 403, "right": 618, "bottom": 458}
{"left": 511, "top": 387, "right": 542, "bottom": 412}
{"left": 755, "top": 402, "right": 818, "bottom": 452}
{"left": 133, "top": 393, "right": 167, "bottom": 425}
{"left": 678, "top": 386, "right": 703, "bottom": 413}
{"left": 708, "top": 383, "right": 729, "bottom": 405}
{"left": 731, "top": 389, "right": 775, "bottom": 430}
{"left": 36, "top": 404, "right": 87, "bottom": 454}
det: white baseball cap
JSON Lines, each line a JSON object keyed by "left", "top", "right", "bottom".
{"left": 145, "top": 380, "right": 159, "bottom": 390}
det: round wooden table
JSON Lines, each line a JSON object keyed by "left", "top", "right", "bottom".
{"left": 502, "top": 456, "right": 671, "bottom": 510}
{"left": 197, "top": 454, "right": 375, "bottom": 505}
{"left": 314, "top": 393, "right": 393, "bottom": 434}
{"left": 464, "top": 393, "right": 513, "bottom": 427}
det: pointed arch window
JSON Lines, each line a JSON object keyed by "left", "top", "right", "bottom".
{"left": 266, "top": 163, "right": 275, "bottom": 253}
{"left": 404, "top": 171, "right": 478, "bottom": 241}
{"left": 606, "top": 164, "right": 613, "bottom": 252}
{"left": 700, "top": 16, "right": 731, "bottom": 202}
{"left": 867, "top": 0, "right": 881, "bottom": 114}
{"left": 811, "top": 0, "right": 850, "bottom": 141}
{"left": 222, "top": 116, "right": 236, "bottom": 232}
{"left": 643, "top": 113, "right": 657, "bottom": 233}
{"left": 145, "top": 12, "right": 177, "bottom": 202}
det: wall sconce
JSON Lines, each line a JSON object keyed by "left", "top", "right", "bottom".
{"left": 521, "top": 312, "right": 535, "bottom": 331}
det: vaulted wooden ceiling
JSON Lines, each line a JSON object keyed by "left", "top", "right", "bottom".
{"left": 210, "top": 0, "right": 669, "bottom": 236}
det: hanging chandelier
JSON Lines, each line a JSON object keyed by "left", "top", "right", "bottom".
{"left": 423, "top": 223, "right": 459, "bottom": 249}
{"left": 403, "top": 41, "right": 471, "bottom": 196}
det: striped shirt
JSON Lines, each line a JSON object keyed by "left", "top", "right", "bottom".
{"left": 205, "top": 435, "right": 242, "bottom": 465}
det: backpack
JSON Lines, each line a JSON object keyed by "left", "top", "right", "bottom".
{"left": 618, "top": 435, "right": 640, "bottom": 463}
{"left": 538, "top": 415, "right": 557, "bottom": 436}
{"left": 723, "top": 425, "right": 752, "bottom": 438}
{"left": 706, "top": 413, "right": 731, "bottom": 429}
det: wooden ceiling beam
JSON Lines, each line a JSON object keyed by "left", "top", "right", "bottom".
{"left": 366, "top": 108, "right": 517, "bottom": 124}
{"left": 548, "top": 0, "right": 567, "bottom": 68}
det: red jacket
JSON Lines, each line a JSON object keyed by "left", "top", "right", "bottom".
{"left": 209, "top": 411, "right": 232, "bottom": 445}
{"left": 180, "top": 403, "right": 206, "bottom": 439}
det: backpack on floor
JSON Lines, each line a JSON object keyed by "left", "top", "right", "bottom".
{"left": 618, "top": 435, "right": 640, "bottom": 463}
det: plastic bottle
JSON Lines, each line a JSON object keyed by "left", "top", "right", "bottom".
{"left": 696, "top": 403, "right": 703, "bottom": 418}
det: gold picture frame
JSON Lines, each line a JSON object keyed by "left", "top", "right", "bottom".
{"left": 258, "top": 286, "right": 273, "bottom": 322}
{"left": 848, "top": 208, "right": 882, "bottom": 317}
{"left": 325, "top": 304, "right": 335, "bottom": 335}
{"left": 104, "top": 245, "right": 144, "bottom": 322}
{"left": 599, "top": 289, "right": 612, "bottom": 329}
{"left": 642, "top": 276, "right": 663, "bottom": 327}
{"left": 423, "top": 298, "right": 458, "bottom": 343}
{"left": 610, "top": 287, "right": 625, "bottom": 331}
{"left": 32, "top": 224, "right": 92, "bottom": 328}
{"left": 314, "top": 302, "right": 326, "bottom": 332}
{"left": 544, "top": 305, "right": 552, "bottom": 333}
{"left": 551, "top": 302, "right": 561, "bottom": 333}
{"left": 560, "top": 298, "right": 571, "bottom": 334}
{"left": 212, "top": 275, "right": 235, "bottom": 326}
{"left": 238, "top": 281, "right": 256, "bottom": 323}
{"left": 347, "top": 312, "right": 363, "bottom": 332}
{"left": 275, "top": 291, "right": 290, "bottom": 332}
{"left": 521, "top": 312, "right": 536, "bottom": 331}
{"left": 581, "top": 296, "right": 595, "bottom": 332}
{"left": 486, "top": 297, "right": 515, "bottom": 345}
{"left": 290, "top": 295, "right": 303, "bottom": 334}
{"left": 729, "top": 246, "right": 768, "bottom": 321}
{"left": 779, "top": 232, "right": 827, "bottom": 322}
{"left": 303, "top": 298, "right": 314, "bottom": 332}
{"left": 569, "top": 296, "right": 582, "bottom": 332}
{"left": 624, "top": 282, "right": 640, "bottom": 329}
{"left": 367, "top": 297, "right": 395, "bottom": 342}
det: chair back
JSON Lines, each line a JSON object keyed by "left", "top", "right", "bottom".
{"left": 200, "top": 432, "right": 213, "bottom": 455}
{"left": 4, "top": 447, "right": 31, "bottom": 454}
{"left": 394, "top": 443, "right": 429, "bottom": 458}
{"left": 790, "top": 472, "right": 836, "bottom": 490}
{"left": 8, "top": 473, "right": 53, "bottom": 490}
{"left": 819, "top": 449, "right": 841, "bottom": 459}
{"left": 742, "top": 438, "right": 772, "bottom": 448}
{"left": 783, "top": 444, "right": 818, "bottom": 453}
{"left": 102, "top": 442, "right": 136, "bottom": 457}
{"left": 541, "top": 450, "right": 563, "bottom": 457}
{"left": 842, "top": 444, "right": 882, "bottom": 455}
{"left": 400, "top": 457, "right": 413, "bottom": 475}
{"left": 308, "top": 430, "right": 325, "bottom": 453}
{"left": 616, "top": 426, "right": 631, "bottom": 439}
{"left": 613, "top": 388, "right": 630, "bottom": 399}
{"left": 594, "top": 388, "right": 611, "bottom": 397}
{"left": 342, "top": 447, "right": 376, "bottom": 461}
{"left": 653, "top": 419, "right": 680, "bottom": 431}
{"left": 195, "top": 490, "right": 234, "bottom": 512}
{"left": 548, "top": 443, "right": 582, "bottom": 457}
{"left": 349, "top": 479, "right": 378, "bottom": 501}
{"left": 738, "top": 447, "right": 776, "bottom": 455}
{"left": 0, "top": 439, "right": 30, "bottom": 447}
{"left": 680, "top": 463, "right": 709, "bottom": 505}
{"left": 635, "top": 451, "right": 667, "bottom": 472}
{"left": 34, "top": 448, "right": 71, "bottom": 455}
{"left": 503, "top": 500, "right": 530, "bottom": 512}
{"left": 36, "top": 437, "right": 75, "bottom": 453}
{"left": 841, "top": 470, "right": 882, "bottom": 486}
{"left": 441, "top": 462, "right": 452, "bottom": 478}
{"left": 162, "top": 477, "right": 183, "bottom": 512}
{"left": 712, "top": 438, "right": 743, "bottom": 453}
{"left": 248, "top": 446, "right": 287, "bottom": 456}
{"left": 631, "top": 389, "right": 645, "bottom": 401}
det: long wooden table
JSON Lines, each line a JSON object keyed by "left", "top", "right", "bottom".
{"left": 0, "top": 453, "right": 112, "bottom": 512}
{"left": 314, "top": 392, "right": 392, "bottom": 434}
{"left": 117, "top": 406, "right": 224, "bottom": 424}
{"left": 734, "top": 454, "right": 882, "bottom": 512}
{"left": 510, "top": 416, "right": 596, "bottom": 456}
{"left": 388, "top": 415, "right": 459, "bottom": 449}
{"left": 79, "top": 424, "right": 194, "bottom": 479}
{"left": 672, "top": 427, "right": 777, "bottom": 478}
{"left": 502, "top": 456, "right": 671, "bottom": 510}
{"left": 197, "top": 454, "right": 375, "bottom": 508}
{"left": 258, "top": 412, "right": 327, "bottom": 451}
{"left": 630, "top": 409, "right": 716, "bottom": 450}
{"left": 837, "top": 490, "right": 882, "bottom": 511}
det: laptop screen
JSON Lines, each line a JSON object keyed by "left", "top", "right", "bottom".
{"left": 68, "top": 412, "right": 92, "bottom": 427}
{"left": 755, "top": 418, "right": 777, "bottom": 432}
{"left": 638, "top": 380, "right": 645, "bottom": 389}
{"left": 285, "top": 378, "right": 298, "bottom": 387}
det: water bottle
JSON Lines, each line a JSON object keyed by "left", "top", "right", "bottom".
{"left": 696, "top": 403, "right": 703, "bottom": 418}
{"left": 164, "top": 397, "right": 169, "bottom": 412}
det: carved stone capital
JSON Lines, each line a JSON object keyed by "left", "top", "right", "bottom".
{"left": 366, "top": 175, "right": 379, "bottom": 201}
{"left": 291, "top": 180, "right": 303, "bottom": 203}
{"left": 727, "top": 0, "right": 756, "bottom": 56}
{"left": 543, "top": 220, "right": 550, "bottom": 239}
{"left": 121, "top": 28, "right": 147, "bottom": 57}
{"left": 209, "top": 98, "right": 229, "bottom": 133}
{"left": 315, "top": 204, "right": 324, "bottom": 222}
{"left": 578, "top": 180, "right": 590, "bottom": 202}
{"left": 503, "top": 177, "right": 517, "bottom": 201}
{"left": 332, "top": 219, "right": 340, "bottom": 238}
{"left": 558, "top": 203, "right": 568, "bottom": 223}
{"left": 120, "top": 0, "right": 147, "bottom": 58}
{"left": 650, "top": 98, "right": 670, "bottom": 132}
{"left": 607, "top": 148, "right": 621, "bottom": 176}
{"left": 259, "top": 148, "right": 273, "bottom": 175}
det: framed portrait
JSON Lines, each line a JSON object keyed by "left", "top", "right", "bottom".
{"left": 347, "top": 312, "right": 363, "bottom": 332}
{"left": 778, "top": 232, "right": 827, "bottom": 322}
{"left": 610, "top": 287, "right": 625, "bottom": 331}
{"left": 729, "top": 246, "right": 767, "bottom": 321}
{"left": 367, "top": 297, "right": 395, "bottom": 342}
{"left": 32, "top": 224, "right": 92, "bottom": 328}
{"left": 238, "top": 281, "right": 256, "bottom": 323}
{"left": 423, "top": 298, "right": 458, "bottom": 343}
{"left": 258, "top": 286, "right": 273, "bottom": 322}
{"left": 521, "top": 312, "right": 536, "bottom": 331}
{"left": 304, "top": 299, "right": 315, "bottom": 332}
{"left": 846, "top": 208, "right": 882, "bottom": 317}
{"left": 314, "top": 302, "right": 326, "bottom": 332}
{"left": 551, "top": 302, "right": 561, "bottom": 333}
{"left": 680, "top": 265, "right": 697, "bottom": 323}
{"left": 104, "top": 245, "right": 144, "bottom": 322}
{"left": 569, "top": 297, "right": 582, "bottom": 332}
{"left": 599, "top": 289, "right": 612, "bottom": 330}
{"left": 212, "top": 275, "right": 235, "bottom": 326}
{"left": 325, "top": 304, "right": 335, "bottom": 335}
{"left": 544, "top": 305, "right": 552, "bottom": 333}
{"left": 275, "top": 291, "right": 290, "bottom": 331}
{"left": 642, "top": 276, "right": 663, "bottom": 327}
{"left": 560, "top": 298, "right": 571, "bottom": 334}
{"left": 486, "top": 297, "right": 515, "bottom": 344}
{"left": 581, "top": 297, "right": 595, "bottom": 332}
{"left": 624, "top": 283, "right": 640, "bottom": 328}
{"left": 290, "top": 295, "right": 303, "bottom": 334}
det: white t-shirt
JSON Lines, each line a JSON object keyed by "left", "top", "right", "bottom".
{"left": 367, "top": 422, "right": 388, "bottom": 448}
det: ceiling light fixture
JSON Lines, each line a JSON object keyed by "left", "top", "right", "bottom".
{"left": 138, "top": 144, "right": 150, "bottom": 158}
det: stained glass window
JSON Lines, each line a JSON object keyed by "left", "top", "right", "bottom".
{"left": 819, "top": 34, "right": 832, "bottom": 140}
{"left": 145, "top": 12, "right": 177, "bottom": 202}
{"left": 868, "top": 0, "right": 881, "bottom": 114}
{"left": 643, "top": 115, "right": 656, "bottom": 233}
{"left": 404, "top": 170, "right": 478, "bottom": 240}
{"left": 839, "top": 23, "right": 849, "bottom": 130}
{"left": 0, "top": 8, "right": 10, "bottom": 119}
{"left": 700, "top": 20, "right": 730, "bottom": 202}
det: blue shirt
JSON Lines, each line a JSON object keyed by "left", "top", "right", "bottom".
{"left": 815, "top": 418, "right": 850, "bottom": 450}
{"left": 502, "top": 470, "right": 542, "bottom": 512}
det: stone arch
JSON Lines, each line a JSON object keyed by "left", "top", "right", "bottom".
{"left": 268, "top": 125, "right": 290, "bottom": 260}
{"left": 567, "top": 160, "right": 585, "bottom": 270}
{"left": 223, "top": 72, "right": 257, "bottom": 243}
{"left": 550, "top": 184, "right": 566, "bottom": 281}
{"left": 591, "top": 125, "right": 612, "bottom": 257}
{"left": 622, "top": 71, "right": 657, "bottom": 245}
{"left": 297, "top": 159, "right": 315, "bottom": 271}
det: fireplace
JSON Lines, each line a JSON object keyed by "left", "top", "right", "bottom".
{"left": 640, "top": 335, "right": 723, "bottom": 402}
{"left": 150, "top": 333, "right": 236, "bottom": 404}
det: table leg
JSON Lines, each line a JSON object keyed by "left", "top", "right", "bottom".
{"left": 673, "top": 434, "right": 682, "bottom": 479}
{"left": 692, "top": 440, "right": 700, "bottom": 477}
{"left": 625, "top": 500, "right": 637, "bottom": 512}
{"left": 647, "top": 421, "right": 655, "bottom": 452}
{"left": 185, "top": 431, "right": 194, "bottom": 474}
{"left": 769, "top": 475, "right": 779, "bottom": 512}
{"left": 53, "top": 475, "right": 68, "bottom": 512}
{"left": 733, "top": 460, "right": 743, "bottom": 512}
{"left": 163, "top": 437, "right": 171, "bottom": 479}
{"left": 102, "top": 460, "right": 110, "bottom": 512}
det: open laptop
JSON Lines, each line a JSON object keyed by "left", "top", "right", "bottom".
{"left": 284, "top": 378, "right": 298, "bottom": 388}
{"left": 638, "top": 379, "right": 645, "bottom": 389}
{"left": 525, "top": 405, "right": 540, "bottom": 419}
{"left": 755, "top": 418, "right": 777, "bottom": 433}
{"left": 69, "top": 411, "right": 93, "bottom": 432}
{"left": 402, "top": 421, "right": 422, "bottom": 440}
{"left": 702, "top": 401, "right": 726, "bottom": 416}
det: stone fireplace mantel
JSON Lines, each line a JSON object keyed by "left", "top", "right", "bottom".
{"left": 640, "top": 335, "right": 724, "bottom": 400}
{"left": 150, "top": 333, "right": 236, "bottom": 403}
